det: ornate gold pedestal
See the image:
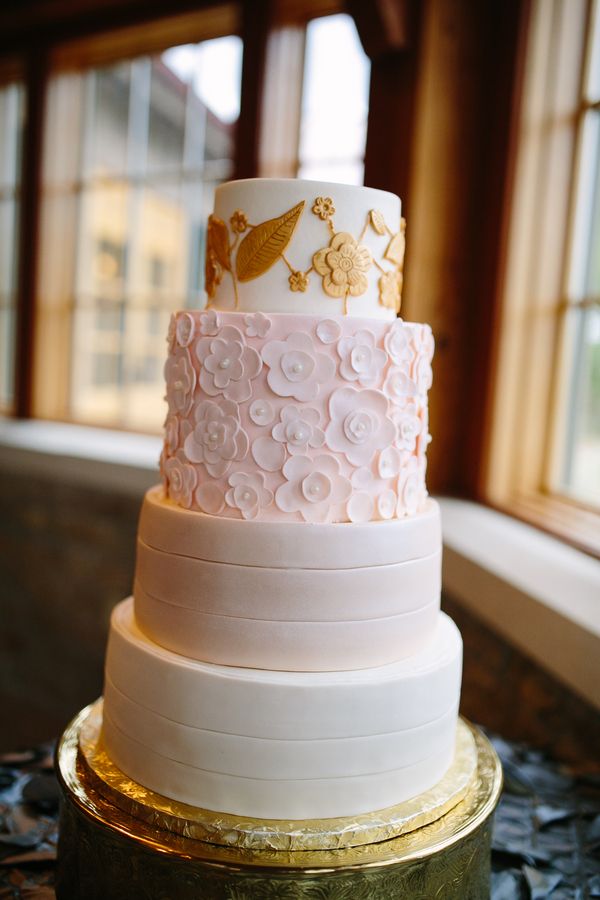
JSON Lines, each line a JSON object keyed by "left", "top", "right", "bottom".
{"left": 55, "top": 703, "right": 502, "bottom": 900}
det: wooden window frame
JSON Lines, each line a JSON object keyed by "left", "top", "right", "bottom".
{"left": 482, "top": 0, "right": 600, "bottom": 558}
{"left": 6, "top": 2, "right": 242, "bottom": 422}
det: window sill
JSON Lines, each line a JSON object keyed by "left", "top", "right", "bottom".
{"left": 489, "top": 491, "right": 600, "bottom": 560}
{"left": 0, "top": 418, "right": 161, "bottom": 496}
{"left": 439, "top": 496, "right": 600, "bottom": 711}
{"left": 1, "top": 420, "right": 598, "bottom": 710}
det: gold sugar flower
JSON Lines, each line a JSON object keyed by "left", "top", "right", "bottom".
{"left": 289, "top": 270, "right": 309, "bottom": 292}
{"left": 230, "top": 209, "right": 248, "bottom": 233}
{"left": 378, "top": 269, "right": 402, "bottom": 313}
{"left": 313, "top": 232, "right": 373, "bottom": 300}
{"left": 312, "top": 196, "right": 335, "bottom": 220}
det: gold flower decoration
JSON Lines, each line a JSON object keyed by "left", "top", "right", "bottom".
{"left": 230, "top": 209, "right": 248, "bottom": 233}
{"left": 378, "top": 269, "right": 402, "bottom": 313}
{"left": 313, "top": 232, "right": 373, "bottom": 300}
{"left": 205, "top": 215, "right": 230, "bottom": 298}
{"left": 312, "top": 196, "right": 335, "bottom": 220}
{"left": 289, "top": 270, "right": 309, "bottom": 292}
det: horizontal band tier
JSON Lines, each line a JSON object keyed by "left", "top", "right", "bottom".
{"left": 103, "top": 679, "right": 458, "bottom": 781}
{"left": 139, "top": 487, "right": 441, "bottom": 569}
{"left": 134, "top": 518, "right": 441, "bottom": 668}
{"left": 102, "top": 710, "right": 456, "bottom": 819}
{"left": 134, "top": 587, "right": 440, "bottom": 670}
{"left": 135, "top": 541, "right": 441, "bottom": 620}
{"left": 105, "top": 600, "right": 462, "bottom": 741}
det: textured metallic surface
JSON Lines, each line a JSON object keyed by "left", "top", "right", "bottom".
{"left": 78, "top": 698, "right": 478, "bottom": 851}
{"left": 55, "top": 704, "right": 501, "bottom": 898}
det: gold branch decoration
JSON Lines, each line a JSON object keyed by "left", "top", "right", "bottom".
{"left": 204, "top": 195, "right": 406, "bottom": 314}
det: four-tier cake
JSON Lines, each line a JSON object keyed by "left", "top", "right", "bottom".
{"left": 101, "top": 178, "right": 463, "bottom": 820}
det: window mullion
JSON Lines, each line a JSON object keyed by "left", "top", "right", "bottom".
{"left": 14, "top": 50, "right": 48, "bottom": 419}
{"left": 122, "top": 57, "right": 151, "bottom": 428}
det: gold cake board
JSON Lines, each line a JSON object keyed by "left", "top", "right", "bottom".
{"left": 78, "top": 698, "right": 478, "bottom": 852}
{"left": 55, "top": 702, "right": 502, "bottom": 899}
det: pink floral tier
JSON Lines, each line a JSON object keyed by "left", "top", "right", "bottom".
{"left": 161, "top": 309, "right": 433, "bottom": 524}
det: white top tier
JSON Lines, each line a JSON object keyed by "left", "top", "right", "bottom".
{"left": 207, "top": 178, "right": 403, "bottom": 320}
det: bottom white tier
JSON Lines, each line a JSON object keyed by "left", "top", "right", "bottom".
{"left": 103, "top": 600, "right": 463, "bottom": 819}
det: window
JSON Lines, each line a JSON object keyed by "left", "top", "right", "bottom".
{"left": 2, "top": 3, "right": 365, "bottom": 435}
{"left": 485, "top": 0, "right": 600, "bottom": 551}
{"left": 259, "top": 13, "right": 370, "bottom": 186}
{"left": 34, "top": 37, "right": 242, "bottom": 432}
{"left": 297, "top": 14, "right": 370, "bottom": 185}
{"left": 0, "top": 81, "right": 24, "bottom": 413}
{"left": 554, "top": 0, "right": 600, "bottom": 505}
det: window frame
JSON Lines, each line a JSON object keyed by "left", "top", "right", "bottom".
{"left": 9, "top": 4, "right": 243, "bottom": 424}
{"left": 482, "top": 0, "right": 600, "bottom": 558}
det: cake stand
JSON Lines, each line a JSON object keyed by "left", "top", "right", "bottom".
{"left": 55, "top": 702, "right": 502, "bottom": 899}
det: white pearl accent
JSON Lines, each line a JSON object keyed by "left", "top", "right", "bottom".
{"left": 249, "top": 399, "right": 274, "bottom": 427}
{"left": 292, "top": 362, "right": 303, "bottom": 374}
{"left": 293, "top": 430, "right": 304, "bottom": 442}
{"left": 242, "top": 491, "right": 252, "bottom": 501}
{"left": 219, "top": 357, "right": 231, "bottom": 369}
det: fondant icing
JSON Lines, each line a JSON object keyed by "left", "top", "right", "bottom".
{"left": 99, "top": 177, "right": 462, "bottom": 822}
{"left": 103, "top": 600, "right": 462, "bottom": 817}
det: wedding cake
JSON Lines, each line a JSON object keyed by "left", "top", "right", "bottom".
{"left": 101, "top": 178, "right": 462, "bottom": 820}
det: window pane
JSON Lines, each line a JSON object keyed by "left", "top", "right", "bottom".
{"left": 0, "top": 83, "right": 24, "bottom": 413}
{"left": 37, "top": 36, "right": 241, "bottom": 431}
{"left": 147, "top": 62, "right": 186, "bottom": 174}
{"left": 568, "top": 110, "right": 600, "bottom": 301}
{"left": 298, "top": 14, "right": 370, "bottom": 186}
{"left": 82, "top": 64, "right": 131, "bottom": 178}
{"left": 560, "top": 98, "right": 600, "bottom": 505}
{"left": 586, "top": 0, "right": 600, "bottom": 101}
{"left": 562, "top": 307, "right": 600, "bottom": 504}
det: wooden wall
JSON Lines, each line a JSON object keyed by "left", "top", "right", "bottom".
{"left": 356, "top": 0, "right": 527, "bottom": 495}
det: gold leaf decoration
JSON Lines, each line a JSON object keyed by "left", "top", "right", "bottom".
{"left": 370, "top": 209, "right": 387, "bottom": 235}
{"left": 236, "top": 201, "right": 305, "bottom": 282}
{"left": 378, "top": 270, "right": 402, "bottom": 313}
{"left": 385, "top": 218, "right": 406, "bottom": 266}
{"left": 207, "top": 215, "right": 231, "bottom": 272}
{"left": 205, "top": 215, "right": 231, "bottom": 298}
